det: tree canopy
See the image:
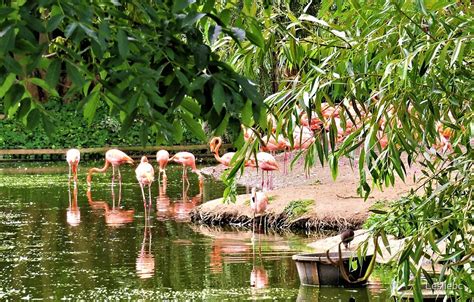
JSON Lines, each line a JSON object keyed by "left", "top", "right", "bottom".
{"left": 0, "top": 0, "right": 266, "bottom": 144}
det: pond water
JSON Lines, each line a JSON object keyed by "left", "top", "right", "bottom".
{"left": 0, "top": 161, "right": 389, "bottom": 301}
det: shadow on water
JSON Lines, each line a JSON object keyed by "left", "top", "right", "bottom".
{"left": 0, "top": 161, "right": 389, "bottom": 300}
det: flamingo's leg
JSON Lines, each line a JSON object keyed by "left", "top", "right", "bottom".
{"left": 252, "top": 209, "right": 256, "bottom": 241}
{"left": 117, "top": 180, "right": 122, "bottom": 207}
{"left": 148, "top": 185, "right": 152, "bottom": 207}
{"left": 185, "top": 176, "right": 190, "bottom": 187}
{"left": 71, "top": 164, "right": 77, "bottom": 183}
{"left": 68, "top": 182, "right": 72, "bottom": 207}
{"left": 112, "top": 165, "right": 116, "bottom": 185}
{"left": 117, "top": 166, "right": 122, "bottom": 183}
{"left": 140, "top": 183, "right": 147, "bottom": 207}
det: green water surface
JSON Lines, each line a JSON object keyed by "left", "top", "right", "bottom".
{"left": 0, "top": 161, "right": 389, "bottom": 301}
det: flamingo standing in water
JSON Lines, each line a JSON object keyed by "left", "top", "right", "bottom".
{"left": 136, "top": 156, "right": 155, "bottom": 207}
{"left": 156, "top": 149, "right": 170, "bottom": 182}
{"left": 87, "top": 149, "right": 134, "bottom": 187}
{"left": 66, "top": 148, "right": 80, "bottom": 183}
{"left": 250, "top": 187, "right": 268, "bottom": 236}
{"left": 170, "top": 151, "right": 204, "bottom": 188}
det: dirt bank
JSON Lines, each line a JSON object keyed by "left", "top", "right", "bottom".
{"left": 191, "top": 153, "right": 419, "bottom": 231}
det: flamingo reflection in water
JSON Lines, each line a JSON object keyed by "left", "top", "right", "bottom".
{"left": 67, "top": 183, "right": 80, "bottom": 227}
{"left": 250, "top": 232, "right": 269, "bottom": 289}
{"left": 86, "top": 183, "right": 134, "bottom": 227}
{"left": 249, "top": 190, "right": 269, "bottom": 289}
{"left": 172, "top": 181, "right": 203, "bottom": 222}
{"left": 156, "top": 179, "right": 203, "bottom": 222}
{"left": 193, "top": 225, "right": 251, "bottom": 274}
{"left": 136, "top": 204, "right": 155, "bottom": 279}
{"left": 156, "top": 177, "right": 171, "bottom": 221}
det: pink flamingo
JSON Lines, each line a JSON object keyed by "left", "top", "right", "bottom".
{"left": 242, "top": 125, "right": 255, "bottom": 143}
{"left": 156, "top": 149, "right": 170, "bottom": 181}
{"left": 210, "top": 137, "right": 254, "bottom": 167}
{"left": 66, "top": 148, "right": 80, "bottom": 183}
{"left": 260, "top": 134, "right": 291, "bottom": 174}
{"left": 136, "top": 156, "right": 155, "bottom": 207}
{"left": 250, "top": 187, "right": 268, "bottom": 235}
{"left": 170, "top": 151, "right": 204, "bottom": 187}
{"left": 435, "top": 122, "right": 453, "bottom": 153}
{"left": 254, "top": 152, "right": 279, "bottom": 190}
{"left": 259, "top": 135, "right": 279, "bottom": 154}
{"left": 87, "top": 149, "right": 134, "bottom": 187}
{"left": 293, "top": 126, "right": 315, "bottom": 150}
{"left": 300, "top": 112, "right": 323, "bottom": 130}
{"left": 210, "top": 137, "right": 236, "bottom": 167}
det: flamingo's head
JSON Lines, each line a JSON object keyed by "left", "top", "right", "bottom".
{"left": 209, "top": 137, "right": 221, "bottom": 153}
{"left": 251, "top": 187, "right": 257, "bottom": 200}
{"left": 209, "top": 138, "right": 216, "bottom": 152}
{"left": 140, "top": 156, "right": 148, "bottom": 163}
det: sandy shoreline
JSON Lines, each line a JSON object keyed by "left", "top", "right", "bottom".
{"left": 192, "top": 153, "right": 419, "bottom": 231}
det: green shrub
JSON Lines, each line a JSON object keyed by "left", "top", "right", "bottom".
{"left": 0, "top": 99, "right": 203, "bottom": 149}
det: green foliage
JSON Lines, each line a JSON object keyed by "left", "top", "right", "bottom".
{"left": 212, "top": 0, "right": 473, "bottom": 299}
{"left": 0, "top": 98, "right": 201, "bottom": 149}
{"left": 364, "top": 199, "right": 415, "bottom": 239}
{"left": 284, "top": 199, "right": 314, "bottom": 220}
{"left": 0, "top": 0, "right": 265, "bottom": 145}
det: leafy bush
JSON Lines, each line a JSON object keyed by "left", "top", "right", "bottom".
{"left": 0, "top": 99, "right": 202, "bottom": 149}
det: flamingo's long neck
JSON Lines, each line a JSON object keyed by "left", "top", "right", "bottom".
{"left": 213, "top": 138, "right": 225, "bottom": 165}
{"left": 87, "top": 160, "right": 110, "bottom": 185}
{"left": 190, "top": 161, "right": 199, "bottom": 173}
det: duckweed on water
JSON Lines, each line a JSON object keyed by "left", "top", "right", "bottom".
{"left": 60, "top": 287, "right": 298, "bottom": 301}
{"left": 0, "top": 174, "right": 65, "bottom": 188}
